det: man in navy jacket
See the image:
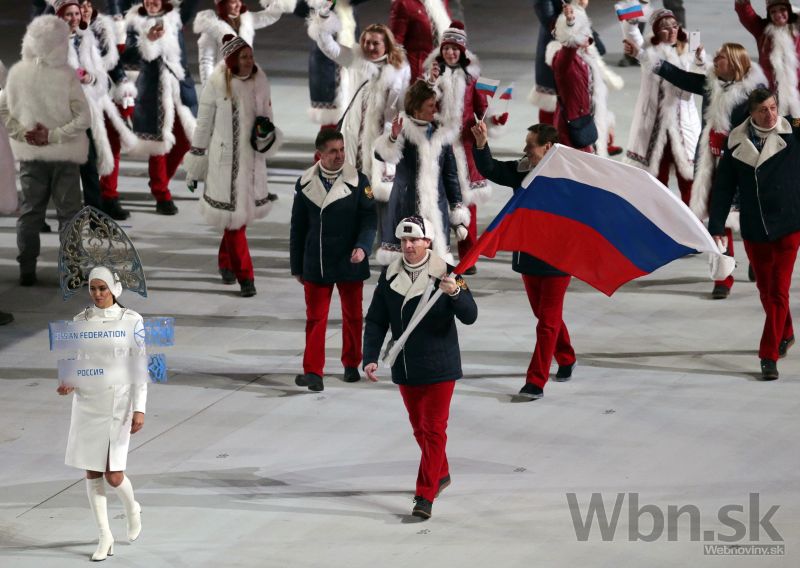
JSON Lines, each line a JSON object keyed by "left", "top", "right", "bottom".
{"left": 363, "top": 215, "right": 477, "bottom": 520}
{"left": 470, "top": 120, "right": 577, "bottom": 400}
{"left": 290, "top": 130, "right": 377, "bottom": 392}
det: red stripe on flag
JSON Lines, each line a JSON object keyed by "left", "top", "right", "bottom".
{"left": 455, "top": 209, "right": 647, "bottom": 295}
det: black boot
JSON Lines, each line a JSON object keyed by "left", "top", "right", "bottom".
{"left": 412, "top": 496, "right": 432, "bottom": 519}
{"left": 295, "top": 372, "right": 324, "bottom": 392}
{"left": 219, "top": 269, "right": 236, "bottom": 285}
{"left": 760, "top": 359, "right": 779, "bottom": 381}
{"left": 343, "top": 367, "right": 361, "bottom": 382}
{"left": 155, "top": 200, "right": 178, "bottom": 215}
{"left": 101, "top": 198, "right": 130, "bottom": 220}
{"left": 239, "top": 280, "right": 256, "bottom": 297}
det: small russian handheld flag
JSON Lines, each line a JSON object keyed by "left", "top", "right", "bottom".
{"left": 475, "top": 77, "right": 501, "bottom": 98}
{"left": 615, "top": 1, "right": 644, "bottom": 21}
{"left": 499, "top": 84, "right": 514, "bottom": 101}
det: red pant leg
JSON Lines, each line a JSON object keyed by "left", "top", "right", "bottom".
{"left": 99, "top": 113, "right": 122, "bottom": 201}
{"left": 221, "top": 226, "right": 254, "bottom": 282}
{"left": 165, "top": 120, "right": 191, "bottom": 183}
{"left": 303, "top": 281, "right": 335, "bottom": 376}
{"left": 522, "top": 274, "right": 574, "bottom": 388}
{"left": 745, "top": 232, "right": 800, "bottom": 360}
{"left": 148, "top": 154, "right": 172, "bottom": 202}
{"left": 457, "top": 204, "right": 478, "bottom": 261}
{"left": 657, "top": 141, "right": 693, "bottom": 205}
{"left": 538, "top": 109, "right": 555, "bottom": 126}
{"left": 218, "top": 232, "right": 231, "bottom": 271}
{"left": 336, "top": 280, "right": 364, "bottom": 369}
{"left": 399, "top": 380, "right": 455, "bottom": 503}
{"left": 714, "top": 227, "right": 735, "bottom": 290}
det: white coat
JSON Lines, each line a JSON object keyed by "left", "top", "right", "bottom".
{"left": 193, "top": 0, "right": 291, "bottom": 85}
{"left": 624, "top": 24, "right": 702, "bottom": 179}
{"left": 65, "top": 304, "right": 147, "bottom": 473}
{"left": 184, "top": 63, "right": 282, "bottom": 231}
{"left": 308, "top": 11, "right": 411, "bottom": 201}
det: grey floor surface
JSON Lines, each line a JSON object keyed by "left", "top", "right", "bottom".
{"left": 1, "top": 1, "right": 798, "bottom": 566}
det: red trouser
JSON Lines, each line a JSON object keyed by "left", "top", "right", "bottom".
{"left": 148, "top": 120, "right": 191, "bottom": 202}
{"left": 218, "top": 227, "right": 253, "bottom": 282}
{"left": 457, "top": 204, "right": 478, "bottom": 261}
{"left": 743, "top": 231, "right": 800, "bottom": 361}
{"left": 656, "top": 140, "right": 693, "bottom": 205}
{"left": 303, "top": 280, "right": 363, "bottom": 376}
{"left": 99, "top": 113, "right": 122, "bottom": 201}
{"left": 398, "top": 380, "right": 455, "bottom": 503}
{"left": 539, "top": 109, "right": 555, "bottom": 126}
{"left": 522, "top": 274, "right": 576, "bottom": 388}
{"left": 715, "top": 227, "right": 735, "bottom": 290}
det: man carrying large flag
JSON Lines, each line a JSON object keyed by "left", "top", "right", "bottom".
{"left": 471, "top": 120, "right": 576, "bottom": 401}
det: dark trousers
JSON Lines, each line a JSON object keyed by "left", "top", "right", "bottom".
{"left": 218, "top": 227, "right": 254, "bottom": 282}
{"left": 744, "top": 231, "right": 800, "bottom": 361}
{"left": 302, "top": 280, "right": 364, "bottom": 376}
{"left": 148, "top": 120, "right": 190, "bottom": 202}
{"left": 399, "top": 380, "right": 455, "bottom": 503}
{"left": 522, "top": 274, "right": 576, "bottom": 388}
{"left": 16, "top": 161, "right": 82, "bottom": 272}
{"left": 80, "top": 131, "right": 101, "bottom": 209}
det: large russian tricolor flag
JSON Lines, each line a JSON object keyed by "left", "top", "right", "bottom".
{"left": 455, "top": 145, "right": 734, "bottom": 296}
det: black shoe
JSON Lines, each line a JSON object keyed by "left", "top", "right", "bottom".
{"left": 517, "top": 383, "right": 543, "bottom": 400}
{"left": 779, "top": 336, "right": 795, "bottom": 359}
{"left": 711, "top": 285, "right": 730, "bottom": 299}
{"left": 239, "top": 280, "right": 256, "bottom": 297}
{"left": 40, "top": 221, "right": 52, "bottom": 233}
{"left": 617, "top": 55, "right": 640, "bottom": 68}
{"left": 554, "top": 361, "right": 576, "bottom": 382}
{"left": 760, "top": 359, "right": 779, "bottom": 381}
{"left": 748, "top": 264, "right": 756, "bottom": 282}
{"left": 295, "top": 372, "right": 324, "bottom": 392}
{"left": 267, "top": 193, "right": 279, "bottom": 202}
{"left": 412, "top": 496, "right": 432, "bottom": 519}
{"left": 219, "top": 269, "right": 236, "bottom": 285}
{"left": 436, "top": 475, "right": 451, "bottom": 498}
{"left": 101, "top": 198, "right": 130, "bottom": 220}
{"left": 155, "top": 200, "right": 178, "bottom": 215}
{"left": 343, "top": 367, "right": 361, "bottom": 382}
{"left": 19, "top": 271, "right": 37, "bottom": 286}
{"left": 463, "top": 265, "right": 477, "bottom": 275}
{"left": 0, "top": 311, "right": 13, "bottom": 325}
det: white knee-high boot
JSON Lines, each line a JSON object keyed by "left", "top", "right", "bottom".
{"left": 113, "top": 475, "right": 142, "bottom": 542}
{"left": 86, "top": 478, "right": 114, "bottom": 561}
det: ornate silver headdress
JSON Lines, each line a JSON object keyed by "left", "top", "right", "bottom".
{"left": 58, "top": 206, "right": 147, "bottom": 299}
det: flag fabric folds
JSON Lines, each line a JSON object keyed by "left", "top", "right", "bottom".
{"left": 454, "top": 145, "right": 734, "bottom": 296}
{"left": 615, "top": 1, "right": 645, "bottom": 21}
{"left": 499, "top": 84, "right": 514, "bottom": 101}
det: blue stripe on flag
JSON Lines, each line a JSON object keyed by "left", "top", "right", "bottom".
{"left": 487, "top": 176, "right": 698, "bottom": 273}
{"left": 475, "top": 82, "right": 498, "bottom": 92}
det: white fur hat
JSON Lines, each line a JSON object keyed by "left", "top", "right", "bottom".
{"left": 88, "top": 266, "right": 123, "bottom": 298}
{"left": 395, "top": 215, "right": 435, "bottom": 241}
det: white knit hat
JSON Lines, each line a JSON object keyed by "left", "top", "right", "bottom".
{"left": 88, "top": 266, "right": 124, "bottom": 298}
{"left": 395, "top": 216, "right": 435, "bottom": 241}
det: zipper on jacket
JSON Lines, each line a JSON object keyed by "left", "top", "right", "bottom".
{"left": 754, "top": 169, "right": 769, "bottom": 237}
{"left": 319, "top": 216, "right": 324, "bottom": 280}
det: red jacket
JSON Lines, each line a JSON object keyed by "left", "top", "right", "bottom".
{"left": 390, "top": 0, "right": 450, "bottom": 79}
{"left": 551, "top": 45, "right": 593, "bottom": 152}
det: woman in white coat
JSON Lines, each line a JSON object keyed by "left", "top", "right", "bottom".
{"left": 194, "top": 0, "right": 293, "bottom": 86}
{"left": 57, "top": 266, "right": 147, "bottom": 562}
{"left": 623, "top": 8, "right": 701, "bottom": 205}
{"left": 307, "top": 11, "right": 411, "bottom": 237}
{"left": 185, "top": 36, "right": 282, "bottom": 298}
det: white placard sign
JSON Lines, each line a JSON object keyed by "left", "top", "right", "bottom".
{"left": 49, "top": 320, "right": 145, "bottom": 352}
{"left": 58, "top": 355, "right": 149, "bottom": 388}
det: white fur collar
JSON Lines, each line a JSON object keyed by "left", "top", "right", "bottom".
{"left": 703, "top": 63, "right": 768, "bottom": 132}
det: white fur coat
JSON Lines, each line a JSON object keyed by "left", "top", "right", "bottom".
{"left": 193, "top": 0, "right": 294, "bottom": 85}
{"left": 690, "top": 63, "right": 768, "bottom": 229}
{"left": 126, "top": 5, "right": 197, "bottom": 155}
{"left": 0, "top": 16, "right": 90, "bottom": 165}
{"left": 0, "top": 59, "right": 16, "bottom": 214}
{"left": 624, "top": 24, "right": 702, "bottom": 178}
{"left": 308, "top": 11, "right": 411, "bottom": 201}
{"left": 764, "top": 23, "right": 800, "bottom": 116}
{"left": 184, "top": 64, "right": 282, "bottom": 231}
